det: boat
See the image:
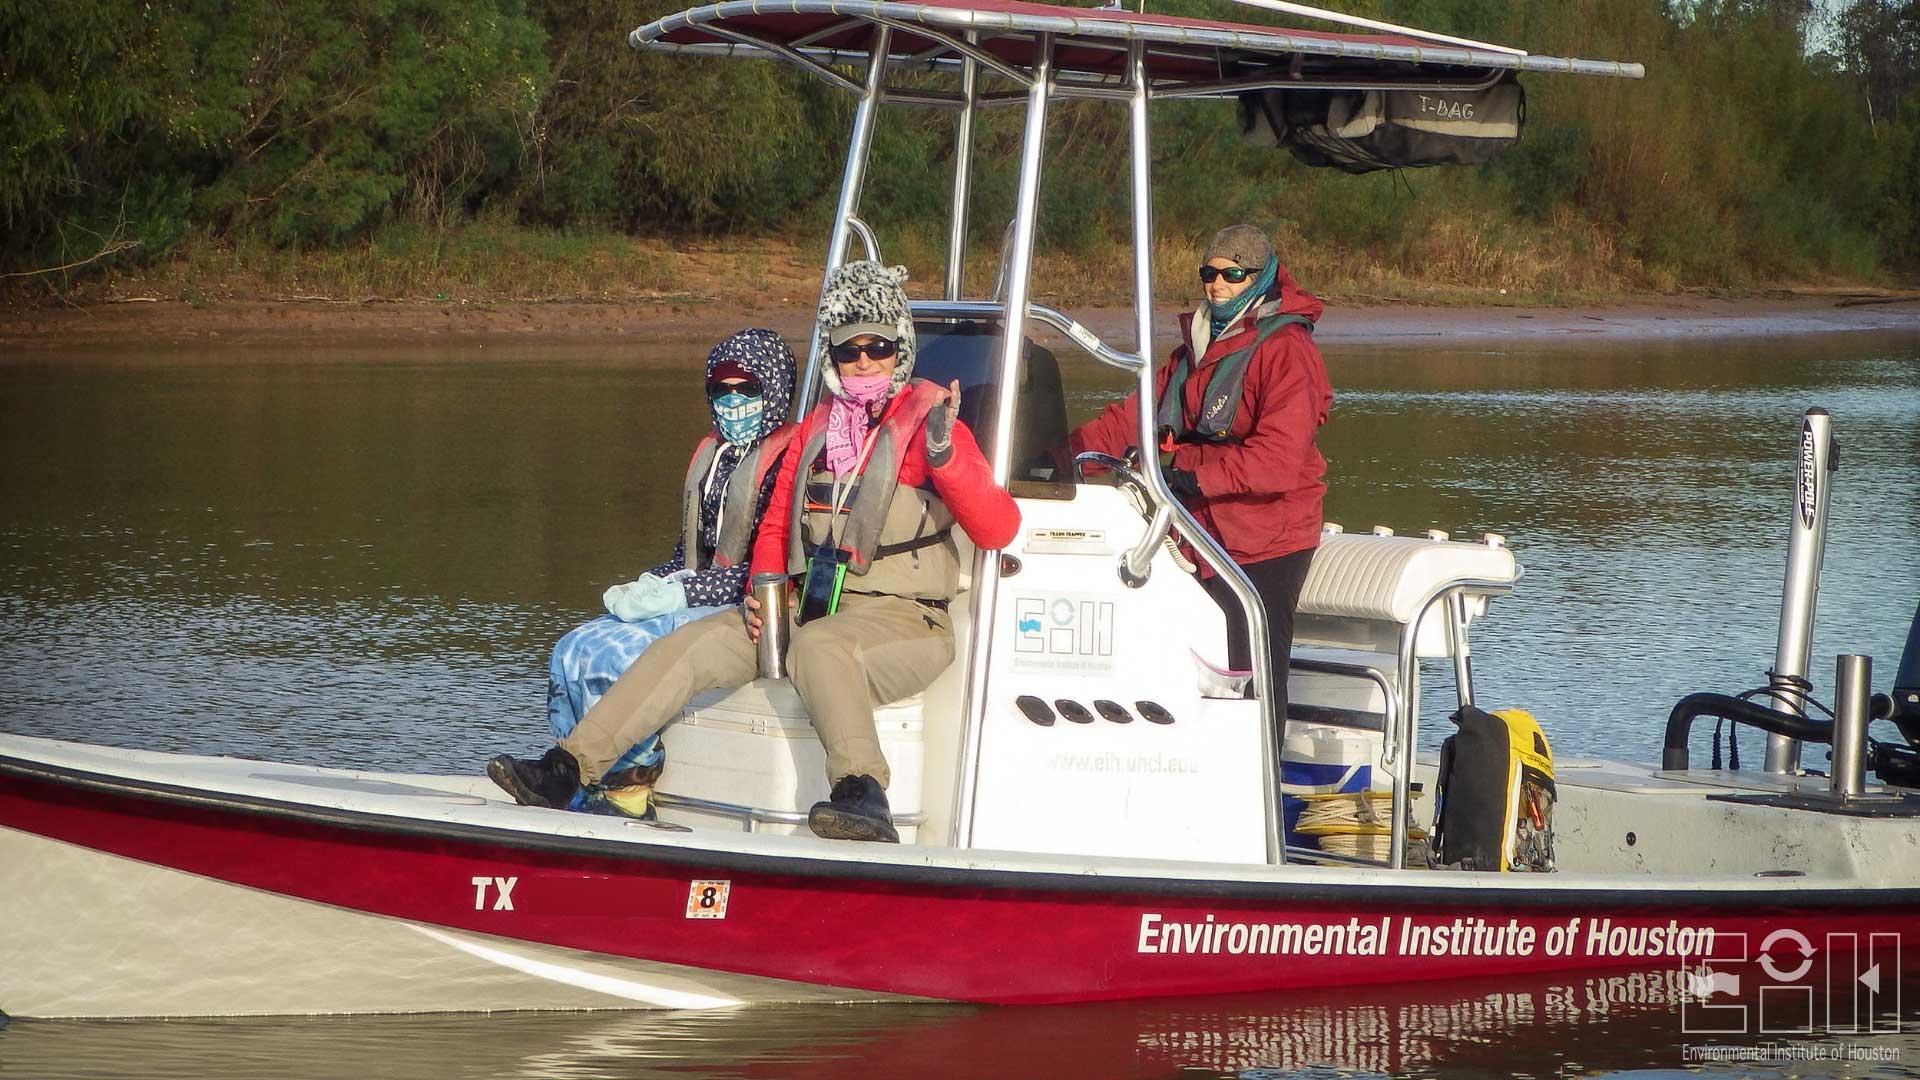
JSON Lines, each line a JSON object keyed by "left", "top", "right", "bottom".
{"left": 3, "top": 0, "right": 1917, "bottom": 1020}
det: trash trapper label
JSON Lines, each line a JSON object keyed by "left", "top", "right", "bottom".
{"left": 1010, "top": 593, "right": 1115, "bottom": 674}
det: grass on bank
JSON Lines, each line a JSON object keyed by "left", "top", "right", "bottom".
{"left": 8, "top": 214, "right": 1901, "bottom": 313}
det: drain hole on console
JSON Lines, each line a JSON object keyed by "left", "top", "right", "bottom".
{"left": 1055, "top": 699, "right": 1095, "bottom": 724}
{"left": 1015, "top": 695, "right": 1056, "bottom": 727}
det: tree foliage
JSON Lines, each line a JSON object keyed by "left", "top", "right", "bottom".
{"left": 3, "top": 0, "right": 1918, "bottom": 281}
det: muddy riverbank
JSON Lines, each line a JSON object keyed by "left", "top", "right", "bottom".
{"left": 3, "top": 293, "right": 1917, "bottom": 355}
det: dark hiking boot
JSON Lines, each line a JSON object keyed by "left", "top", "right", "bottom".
{"left": 487, "top": 748, "right": 581, "bottom": 809}
{"left": 807, "top": 774, "right": 899, "bottom": 843}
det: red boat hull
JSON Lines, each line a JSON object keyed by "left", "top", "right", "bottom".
{"left": 3, "top": 761, "right": 1915, "bottom": 1005}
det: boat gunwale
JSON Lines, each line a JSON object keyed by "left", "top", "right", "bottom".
{"left": 4, "top": 750, "right": 1912, "bottom": 911}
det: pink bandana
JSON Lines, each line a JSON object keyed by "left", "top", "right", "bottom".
{"left": 824, "top": 374, "right": 894, "bottom": 477}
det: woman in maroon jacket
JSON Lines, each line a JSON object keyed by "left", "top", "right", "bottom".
{"left": 1065, "top": 224, "right": 1331, "bottom": 717}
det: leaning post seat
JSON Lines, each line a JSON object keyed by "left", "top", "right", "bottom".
{"left": 1287, "top": 530, "right": 1520, "bottom": 734}
{"left": 653, "top": 680, "right": 935, "bottom": 841}
{"left": 1279, "top": 530, "right": 1521, "bottom": 867}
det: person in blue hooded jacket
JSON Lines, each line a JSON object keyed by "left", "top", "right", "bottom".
{"left": 537, "top": 328, "right": 797, "bottom": 817}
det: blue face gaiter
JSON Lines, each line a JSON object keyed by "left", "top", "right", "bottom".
{"left": 1206, "top": 259, "right": 1279, "bottom": 338}
{"left": 712, "top": 393, "right": 765, "bottom": 445}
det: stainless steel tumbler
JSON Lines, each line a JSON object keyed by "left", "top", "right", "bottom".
{"left": 752, "top": 571, "right": 789, "bottom": 679}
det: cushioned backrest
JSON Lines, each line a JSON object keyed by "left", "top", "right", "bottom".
{"left": 1297, "top": 533, "right": 1517, "bottom": 626}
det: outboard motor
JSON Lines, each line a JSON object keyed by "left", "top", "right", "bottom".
{"left": 1865, "top": 603, "right": 1920, "bottom": 787}
{"left": 1883, "top": 602, "right": 1920, "bottom": 749}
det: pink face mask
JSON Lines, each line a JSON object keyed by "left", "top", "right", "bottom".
{"left": 824, "top": 373, "right": 894, "bottom": 478}
{"left": 837, "top": 373, "right": 893, "bottom": 403}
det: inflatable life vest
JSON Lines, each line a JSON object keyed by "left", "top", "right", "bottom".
{"left": 680, "top": 424, "right": 798, "bottom": 570}
{"left": 1156, "top": 300, "right": 1314, "bottom": 445}
{"left": 785, "top": 379, "right": 952, "bottom": 576}
{"left": 1431, "top": 706, "right": 1556, "bottom": 872}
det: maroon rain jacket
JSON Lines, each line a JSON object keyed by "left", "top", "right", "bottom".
{"left": 1065, "top": 264, "right": 1332, "bottom": 575}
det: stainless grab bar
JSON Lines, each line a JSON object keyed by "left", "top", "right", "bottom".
{"left": 1072, "top": 450, "right": 1170, "bottom": 587}
{"left": 909, "top": 299, "right": 1145, "bottom": 372}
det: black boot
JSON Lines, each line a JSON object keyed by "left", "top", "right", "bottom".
{"left": 487, "top": 747, "right": 581, "bottom": 809}
{"left": 807, "top": 774, "right": 899, "bottom": 843}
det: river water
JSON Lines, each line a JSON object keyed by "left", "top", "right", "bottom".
{"left": 1, "top": 326, "right": 1917, "bottom": 1077}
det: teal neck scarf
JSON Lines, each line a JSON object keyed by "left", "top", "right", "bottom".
{"left": 1206, "top": 259, "right": 1278, "bottom": 338}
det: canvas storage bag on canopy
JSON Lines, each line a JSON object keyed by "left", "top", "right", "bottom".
{"left": 1238, "top": 76, "right": 1524, "bottom": 174}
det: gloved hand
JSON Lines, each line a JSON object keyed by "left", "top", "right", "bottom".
{"left": 925, "top": 379, "right": 960, "bottom": 468}
{"left": 1164, "top": 466, "right": 1203, "bottom": 501}
{"left": 603, "top": 572, "right": 688, "bottom": 622}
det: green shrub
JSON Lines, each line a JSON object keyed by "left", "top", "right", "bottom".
{"left": 5, "top": 0, "right": 1917, "bottom": 287}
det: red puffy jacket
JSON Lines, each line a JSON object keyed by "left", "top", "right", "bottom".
{"left": 1067, "top": 264, "right": 1332, "bottom": 574}
{"left": 750, "top": 390, "right": 1021, "bottom": 582}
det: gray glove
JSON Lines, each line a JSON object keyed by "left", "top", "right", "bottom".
{"left": 925, "top": 380, "right": 960, "bottom": 467}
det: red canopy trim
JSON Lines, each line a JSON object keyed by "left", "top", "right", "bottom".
{"left": 632, "top": 0, "right": 1645, "bottom": 93}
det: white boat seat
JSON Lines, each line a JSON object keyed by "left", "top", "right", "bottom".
{"left": 683, "top": 680, "right": 925, "bottom": 723}
{"left": 1297, "top": 532, "right": 1517, "bottom": 625}
{"left": 1281, "top": 535, "right": 1519, "bottom": 771}
{"left": 656, "top": 681, "right": 933, "bottom": 840}
{"left": 1290, "top": 533, "right": 1517, "bottom": 660}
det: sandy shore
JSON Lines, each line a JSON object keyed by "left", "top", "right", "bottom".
{"left": 2, "top": 293, "right": 1916, "bottom": 354}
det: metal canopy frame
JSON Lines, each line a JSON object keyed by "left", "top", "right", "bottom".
{"left": 632, "top": 0, "right": 1647, "bottom": 89}
{"left": 630, "top": 0, "right": 1643, "bottom": 868}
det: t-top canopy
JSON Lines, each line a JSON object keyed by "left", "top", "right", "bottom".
{"left": 631, "top": 0, "right": 1643, "bottom": 100}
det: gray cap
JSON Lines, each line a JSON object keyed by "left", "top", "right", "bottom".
{"left": 825, "top": 321, "right": 899, "bottom": 347}
{"left": 1201, "top": 224, "right": 1273, "bottom": 269}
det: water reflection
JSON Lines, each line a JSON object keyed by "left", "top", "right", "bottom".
{"left": 3, "top": 969, "right": 1915, "bottom": 1079}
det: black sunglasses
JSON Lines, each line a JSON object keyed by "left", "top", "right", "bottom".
{"left": 706, "top": 379, "right": 763, "bottom": 401}
{"left": 1199, "top": 265, "right": 1255, "bottom": 284}
{"left": 828, "top": 338, "right": 899, "bottom": 364}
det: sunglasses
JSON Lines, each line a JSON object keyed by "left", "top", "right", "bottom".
{"left": 1199, "top": 265, "right": 1255, "bottom": 284}
{"left": 706, "top": 379, "right": 763, "bottom": 401}
{"left": 828, "top": 338, "right": 899, "bottom": 364}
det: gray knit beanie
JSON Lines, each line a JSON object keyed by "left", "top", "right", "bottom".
{"left": 817, "top": 260, "right": 916, "bottom": 398}
{"left": 1202, "top": 224, "right": 1274, "bottom": 269}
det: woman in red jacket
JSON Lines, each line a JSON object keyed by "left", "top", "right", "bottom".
{"left": 490, "top": 262, "right": 1019, "bottom": 843}
{"left": 1065, "top": 224, "right": 1331, "bottom": 718}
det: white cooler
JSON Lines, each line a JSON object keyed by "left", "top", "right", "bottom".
{"left": 1280, "top": 723, "right": 1388, "bottom": 851}
{"left": 654, "top": 680, "right": 927, "bottom": 842}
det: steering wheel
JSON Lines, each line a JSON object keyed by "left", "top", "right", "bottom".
{"left": 1072, "top": 449, "right": 1183, "bottom": 587}
{"left": 1071, "top": 448, "right": 1148, "bottom": 491}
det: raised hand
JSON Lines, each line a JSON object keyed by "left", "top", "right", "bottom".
{"left": 926, "top": 378, "right": 960, "bottom": 467}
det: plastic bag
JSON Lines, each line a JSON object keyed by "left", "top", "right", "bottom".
{"left": 604, "top": 570, "right": 691, "bottom": 622}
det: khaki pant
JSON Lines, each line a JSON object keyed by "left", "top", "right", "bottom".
{"left": 560, "top": 591, "right": 955, "bottom": 790}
